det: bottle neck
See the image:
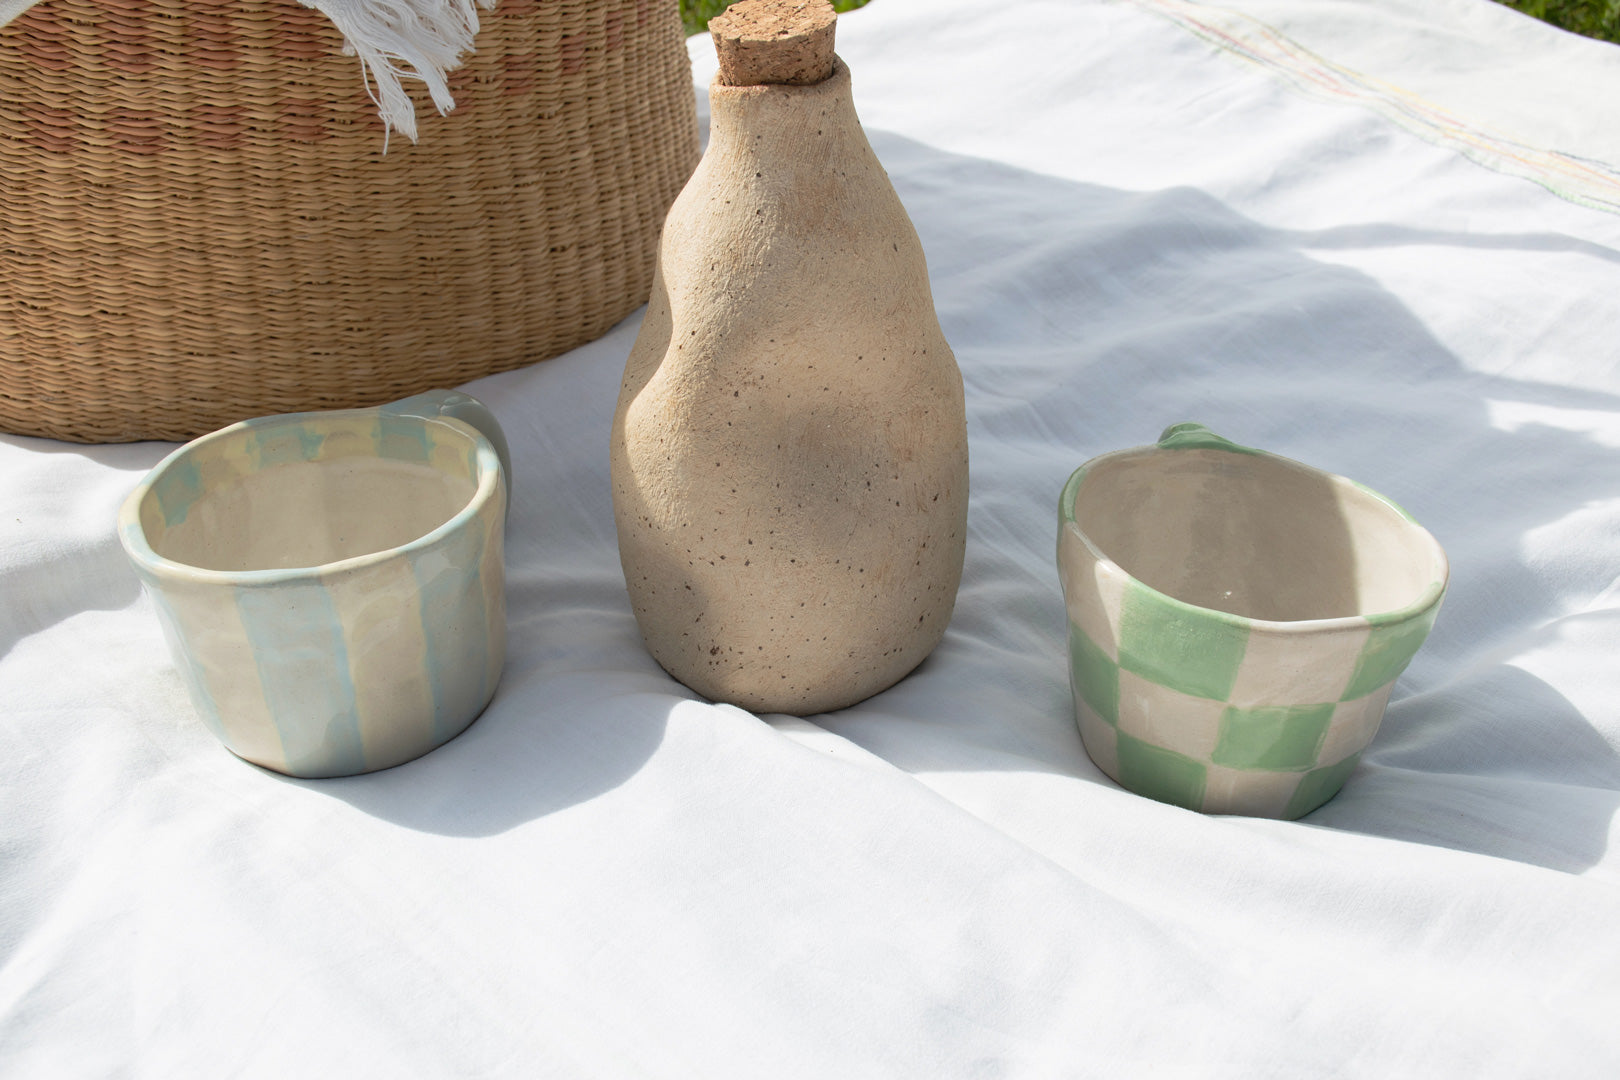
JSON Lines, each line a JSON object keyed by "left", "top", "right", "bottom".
{"left": 705, "top": 58, "right": 858, "bottom": 162}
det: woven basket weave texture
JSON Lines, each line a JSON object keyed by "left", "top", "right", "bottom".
{"left": 0, "top": 0, "right": 700, "bottom": 442}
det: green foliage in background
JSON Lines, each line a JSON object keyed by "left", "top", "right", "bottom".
{"left": 680, "top": 0, "right": 872, "bottom": 37}
{"left": 1492, "top": 0, "right": 1620, "bottom": 42}
{"left": 681, "top": 0, "right": 1619, "bottom": 47}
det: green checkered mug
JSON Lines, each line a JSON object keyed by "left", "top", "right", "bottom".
{"left": 1057, "top": 424, "right": 1447, "bottom": 818}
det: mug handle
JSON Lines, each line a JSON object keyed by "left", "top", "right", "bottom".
{"left": 385, "top": 390, "right": 513, "bottom": 501}
{"left": 1157, "top": 422, "right": 1260, "bottom": 456}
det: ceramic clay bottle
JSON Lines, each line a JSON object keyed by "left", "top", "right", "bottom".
{"left": 610, "top": 0, "right": 968, "bottom": 715}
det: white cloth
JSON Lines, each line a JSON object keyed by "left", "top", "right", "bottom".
{"left": 1190, "top": 0, "right": 1620, "bottom": 168}
{"left": 1126, "top": 0, "right": 1620, "bottom": 212}
{"left": 4, "top": 0, "right": 1620, "bottom": 1074}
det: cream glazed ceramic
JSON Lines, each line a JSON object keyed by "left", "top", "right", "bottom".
{"left": 1057, "top": 424, "right": 1448, "bottom": 818}
{"left": 118, "top": 391, "right": 510, "bottom": 778}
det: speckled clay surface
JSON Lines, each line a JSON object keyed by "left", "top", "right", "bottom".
{"left": 119, "top": 392, "right": 509, "bottom": 778}
{"left": 1057, "top": 424, "right": 1448, "bottom": 818}
{"left": 611, "top": 55, "right": 968, "bottom": 715}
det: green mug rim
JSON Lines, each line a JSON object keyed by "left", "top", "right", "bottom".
{"left": 1058, "top": 431, "right": 1449, "bottom": 634}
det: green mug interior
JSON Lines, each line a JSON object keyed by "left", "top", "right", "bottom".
{"left": 1067, "top": 445, "right": 1446, "bottom": 625}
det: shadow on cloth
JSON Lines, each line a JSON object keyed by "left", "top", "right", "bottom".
{"left": 1321, "top": 663, "right": 1618, "bottom": 874}
{"left": 225, "top": 127, "right": 1619, "bottom": 865}
{"left": 284, "top": 650, "right": 681, "bottom": 837}
{"left": 0, "top": 435, "right": 165, "bottom": 658}
{"left": 76, "top": 314, "right": 677, "bottom": 835}
{"left": 805, "top": 130, "right": 1620, "bottom": 873}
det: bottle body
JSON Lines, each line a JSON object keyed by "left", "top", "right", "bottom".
{"left": 611, "top": 60, "right": 968, "bottom": 714}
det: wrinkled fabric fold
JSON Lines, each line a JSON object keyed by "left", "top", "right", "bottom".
{"left": 4, "top": 0, "right": 1620, "bottom": 1074}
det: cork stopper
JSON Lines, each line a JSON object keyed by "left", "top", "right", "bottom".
{"left": 710, "top": 0, "right": 838, "bottom": 87}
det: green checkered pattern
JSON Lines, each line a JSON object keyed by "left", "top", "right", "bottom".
{"left": 1060, "top": 528, "right": 1440, "bottom": 819}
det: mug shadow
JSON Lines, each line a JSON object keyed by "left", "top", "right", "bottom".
{"left": 806, "top": 129, "right": 1620, "bottom": 872}
{"left": 1318, "top": 661, "right": 1618, "bottom": 874}
{"left": 264, "top": 325, "right": 688, "bottom": 837}
{"left": 284, "top": 606, "right": 681, "bottom": 837}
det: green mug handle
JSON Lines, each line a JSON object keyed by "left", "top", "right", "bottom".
{"left": 386, "top": 390, "right": 513, "bottom": 504}
{"left": 1157, "top": 422, "right": 1260, "bottom": 455}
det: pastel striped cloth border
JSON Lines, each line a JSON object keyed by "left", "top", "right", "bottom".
{"left": 1128, "top": 0, "right": 1620, "bottom": 215}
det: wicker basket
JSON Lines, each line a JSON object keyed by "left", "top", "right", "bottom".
{"left": 0, "top": 0, "right": 700, "bottom": 442}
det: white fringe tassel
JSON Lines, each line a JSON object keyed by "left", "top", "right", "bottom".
{"left": 0, "top": 0, "right": 493, "bottom": 146}
{"left": 305, "top": 0, "right": 497, "bottom": 144}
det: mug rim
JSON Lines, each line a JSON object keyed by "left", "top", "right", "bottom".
{"left": 1058, "top": 441, "right": 1449, "bottom": 635}
{"left": 118, "top": 406, "right": 504, "bottom": 588}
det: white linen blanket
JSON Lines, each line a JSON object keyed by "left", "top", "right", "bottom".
{"left": 3, "top": 0, "right": 1619, "bottom": 1074}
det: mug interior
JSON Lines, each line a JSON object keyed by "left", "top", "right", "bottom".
{"left": 1073, "top": 448, "right": 1443, "bottom": 621}
{"left": 139, "top": 411, "right": 484, "bottom": 573}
